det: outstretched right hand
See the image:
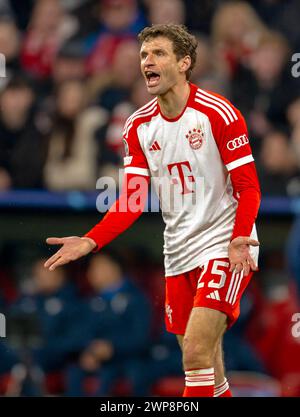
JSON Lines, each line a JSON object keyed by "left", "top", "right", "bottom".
{"left": 44, "top": 236, "right": 97, "bottom": 271}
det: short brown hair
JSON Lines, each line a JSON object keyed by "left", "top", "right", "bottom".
{"left": 138, "top": 24, "right": 198, "bottom": 80}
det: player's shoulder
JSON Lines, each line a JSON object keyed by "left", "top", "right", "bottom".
{"left": 190, "top": 84, "right": 243, "bottom": 127}
{"left": 123, "top": 97, "right": 159, "bottom": 139}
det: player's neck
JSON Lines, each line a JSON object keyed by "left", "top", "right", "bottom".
{"left": 158, "top": 81, "right": 190, "bottom": 119}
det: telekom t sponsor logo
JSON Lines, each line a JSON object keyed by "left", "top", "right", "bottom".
{"left": 167, "top": 161, "right": 195, "bottom": 195}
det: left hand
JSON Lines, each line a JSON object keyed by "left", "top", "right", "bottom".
{"left": 228, "top": 236, "right": 259, "bottom": 276}
{"left": 44, "top": 236, "right": 96, "bottom": 271}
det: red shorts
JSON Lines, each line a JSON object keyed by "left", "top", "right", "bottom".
{"left": 165, "top": 257, "right": 253, "bottom": 335}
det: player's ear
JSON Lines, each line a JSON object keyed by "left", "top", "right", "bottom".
{"left": 179, "top": 55, "right": 191, "bottom": 75}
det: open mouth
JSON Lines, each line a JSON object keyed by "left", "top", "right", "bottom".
{"left": 145, "top": 71, "right": 160, "bottom": 87}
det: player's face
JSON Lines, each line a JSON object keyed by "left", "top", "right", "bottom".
{"left": 140, "top": 36, "right": 184, "bottom": 95}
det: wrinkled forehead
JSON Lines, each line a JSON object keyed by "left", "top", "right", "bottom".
{"left": 140, "top": 36, "right": 174, "bottom": 54}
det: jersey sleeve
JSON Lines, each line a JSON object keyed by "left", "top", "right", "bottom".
{"left": 84, "top": 173, "right": 150, "bottom": 250}
{"left": 123, "top": 121, "right": 150, "bottom": 176}
{"left": 230, "top": 162, "right": 261, "bottom": 240}
{"left": 212, "top": 105, "right": 254, "bottom": 172}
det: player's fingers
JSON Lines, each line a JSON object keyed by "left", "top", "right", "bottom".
{"left": 247, "top": 255, "right": 258, "bottom": 271}
{"left": 243, "top": 260, "right": 250, "bottom": 276}
{"left": 230, "top": 262, "right": 236, "bottom": 272}
{"left": 44, "top": 252, "right": 63, "bottom": 269}
{"left": 46, "top": 237, "right": 65, "bottom": 245}
{"left": 48, "top": 256, "right": 70, "bottom": 271}
{"left": 235, "top": 263, "right": 243, "bottom": 273}
{"left": 246, "top": 238, "right": 260, "bottom": 247}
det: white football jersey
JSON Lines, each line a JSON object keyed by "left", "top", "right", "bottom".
{"left": 123, "top": 83, "right": 259, "bottom": 276}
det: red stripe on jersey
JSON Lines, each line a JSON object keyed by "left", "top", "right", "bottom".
{"left": 197, "top": 89, "right": 238, "bottom": 121}
{"left": 195, "top": 92, "right": 235, "bottom": 124}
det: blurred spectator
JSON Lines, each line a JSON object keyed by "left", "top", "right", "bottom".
{"left": 0, "top": 292, "right": 19, "bottom": 395}
{"left": 286, "top": 112, "right": 300, "bottom": 298}
{"left": 0, "top": 0, "right": 13, "bottom": 19}
{"left": 0, "top": 340, "right": 19, "bottom": 394}
{"left": 287, "top": 98, "right": 300, "bottom": 130}
{"left": 246, "top": 260, "right": 300, "bottom": 396}
{"left": 63, "top": 0, "right": 101, "bottom": 40}
{"left": 141, "top": 328, "right": 182, "bottom": 394}
{"left": 190, "top": 36, "right": 212, "bottom": 81}
{"left": 52, "top": 41, "right": 86, "bottom": 85}
{"left": 291, "top": 124, "right": 300, "bottom": 166}
{"left": 9, "top": 0, "right": 33, "bottom": 31}
{"left": 20, "top": 0, "right": 78, "bottom": 80}
{"left": 146, "top": 0, "right": 185, "bottom": 25}
{"left": 257, "top": 130, "right": 298, "bottom": 196}
{"left": 65, "top": 249, "right": 152, "bottom": 396}
{"left": 0, "top": 76, "right": 48, "bottom": 189}
{"left": 223, "top": 292, "right": 265, "bottom": 373}
{"left": 7, "top": 258, "right": 85, "bottom": 395}
{"left": 85, "top": 0, "right": 147, "bottom": 76}
{"left": 120, "top": 244, "right": 165, "bottom": 336}
{"left": 0, "top": 18, "right": 21, "bottom": 76}
{"left": 96, "top": 39, "right": 141, "bottom": 111}
{"left": 0, "top": 0, "right": 297, "bottom": 197}
{"left": 44, "top": 79, "right": 108, "bottom": 190}
{"left": 285, "top": 99, "right": 300, "bottom": 195}
{"left": 286, "top": 211, "right": 300, "bottom": 299}
{"left": 130, "top": 76, "right": 152, "bottom": 108}
{"left": 61, "top": 0, "right": 93, "bottom": 13}
{"left": 184, "top": 0, "right": 217, "bottom": 34}
{"left": 247, "top": 32, "right": 295, "bottom": 136}
{"left": 211, "top": 1, "right": 268, "bottom": 77}
{"left": 251, "top": 0, "right": 300, "bottom": 49}
{"left": 191, "top": 34, "right": 230, "bottom": 96}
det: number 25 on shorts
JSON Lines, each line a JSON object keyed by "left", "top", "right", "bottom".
{"left": 197, "top": 260, "right": 230, "bottom": 290}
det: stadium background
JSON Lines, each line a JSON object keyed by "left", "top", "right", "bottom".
{"left": 0, "top": 0, "right": 300, "bottom": 397}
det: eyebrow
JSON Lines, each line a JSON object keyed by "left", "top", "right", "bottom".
{"left": 140, "top": 48, "right": 167, "bottom": 57}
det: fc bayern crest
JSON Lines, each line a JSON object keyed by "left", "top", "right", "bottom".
{"left": 185, "top": 128, "right": 204, "bottom": 150}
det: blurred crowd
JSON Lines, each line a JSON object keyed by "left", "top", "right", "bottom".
{"left": 0, "top": 0, "right": 299, "bottom": 194}
{"left": 0, "top": 243, "right": 299, "bottom": 397}
{"left": 1, "top": 0, "right": 300, "bottom": 397}
{"left": 0, "top": 248, "right": 183, "bottom": 396}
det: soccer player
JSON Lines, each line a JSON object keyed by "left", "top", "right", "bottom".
{"left": 44, "top": 24, "right": 261, "bottom": 397}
